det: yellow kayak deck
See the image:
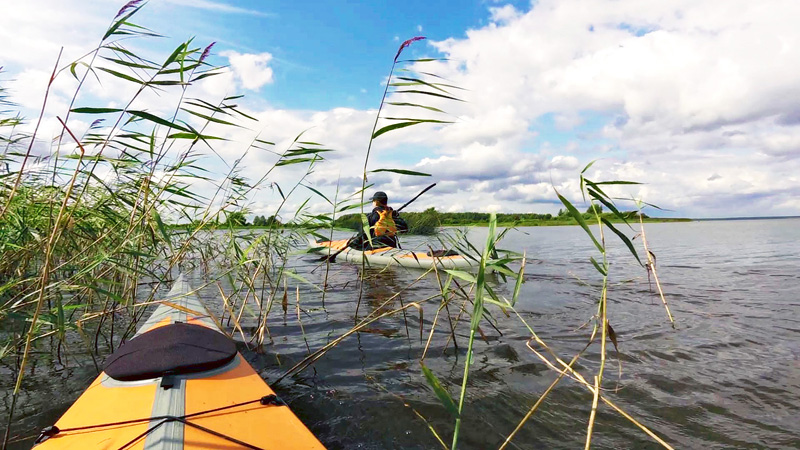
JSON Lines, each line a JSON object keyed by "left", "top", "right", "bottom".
{"left": 34, "top": 274, "right": 324, "bottom": 450}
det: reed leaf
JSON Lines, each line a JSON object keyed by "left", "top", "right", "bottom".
{"left": 71, "top": 107, "right": 124, "bottom": 114}
{"left": 128, "top": 110, "right": 191, "bottom": 132}
{"left": 420, "top": 362, "right": 460, "bottom": 417}
{"left": 372, "top": 120, "right": 426, "bottom": 139}
{"left": 556, "top": 190, "right": 603, "bottom": 253}
{"left": 385, "top": 102, "right": 446, "bottom": 113}
{"left": 391, "top": 89, "right": 464, "bottom": 102}
{"left": 600, "top": 217, "right": 642, "bottom": 266}
{"left": 370, "top": 168, "right": 431, "bottom": 177}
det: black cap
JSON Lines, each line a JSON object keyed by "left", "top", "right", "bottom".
{"left": 371, "top": 191, "right": 388, "bottom": 203}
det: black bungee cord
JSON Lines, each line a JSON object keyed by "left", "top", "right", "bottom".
{"left": 34, "top": 394, "right": 286, "bottom": 449}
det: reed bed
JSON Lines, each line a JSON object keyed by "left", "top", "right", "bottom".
{"left": 1, "top": 3, "right": 676, "bottom": 449}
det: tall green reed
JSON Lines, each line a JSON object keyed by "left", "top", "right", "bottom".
{"left": 493, "top": 164, "right": 676, "bottom": 449}
{"left": 0, "top": 2, "right": 332, "bottom": 444}
{"left": 348, "top": 35, "right": 463, "bottom": 320}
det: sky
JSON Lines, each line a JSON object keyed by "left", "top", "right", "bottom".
{"left": 2, "top": 0, "right": 800, "bottom": 219}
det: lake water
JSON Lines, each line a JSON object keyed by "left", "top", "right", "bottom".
{"left": 3, "top": 219, "right": 800, "bottom": 449}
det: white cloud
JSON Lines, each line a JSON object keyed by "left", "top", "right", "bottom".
{"left": 447, "top": 203, "right": 464, "bottom": 212}
{"left": 553, "top": 112, "right": 584, "bottom": 131}
{"left": 0, "top": 1, "right": 113, "bottom": 69}
{"left": 220, "top": 51, "right": 275, "bottom": 91}
{"left": 200, "top": 68, "right": 238, "bottom": 99}
{"left": 162, "top": 0, "right": 273, "bottom": 17}
{"left": 549, "top": 156, "right": 580, "bottom": 171}
{"left": 407, "top": 0, "right": 800, "bottom": 216}
{"left": 5, "top": 0, "right": 800, "bottom": 219}
{"left": 489, "top": 4, "right": 521, "bottom": 24}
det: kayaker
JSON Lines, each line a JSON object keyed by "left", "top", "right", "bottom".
{"left": 352, "top": 191, "right": 409, "bottom": 250}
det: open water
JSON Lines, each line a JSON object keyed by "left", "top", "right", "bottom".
{"left": 3, "top": 219, "right": 800, "bottom": 449}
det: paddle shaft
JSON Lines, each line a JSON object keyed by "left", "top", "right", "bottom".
{"left": 396, "top": 183, "right": 436, "bottom": 213}
{"left": 322, "top": 183, "right": 436, "bottom": 261}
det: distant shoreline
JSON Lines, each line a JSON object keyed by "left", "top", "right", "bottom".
{"left": 189, "top": 217, "right": 694, "bottom": 231}
{"left": 190, "top": 216, "right": 800, "bottom": 231}
{"left": 443, "top": 217, "right": 692, "bottom": 227}
{"left": 692, "top": 215, "right": 800, "bottom": 221}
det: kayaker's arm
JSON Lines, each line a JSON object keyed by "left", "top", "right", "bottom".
{"left": 393, "top": 211, "right": 409, "bottom": 233}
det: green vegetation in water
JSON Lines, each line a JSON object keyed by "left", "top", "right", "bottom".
{"left": 170, "top": 212, "right": 284, "bottom": 229}
{"left": 0, "top": 3, "right": 332, "bottom": 445}
{"left": 332, "top": 206, "right": 690, "bottom": 234}
{"left": 194, "top": 207, "right": 689, "bottom": 234}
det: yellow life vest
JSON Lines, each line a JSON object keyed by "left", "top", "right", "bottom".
{"left": 374, "top": 207, "right": 397, "bottom": 237}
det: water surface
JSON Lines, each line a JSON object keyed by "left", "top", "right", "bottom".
{"left": 3, "top": 219, "right": 800, "bottom": 449}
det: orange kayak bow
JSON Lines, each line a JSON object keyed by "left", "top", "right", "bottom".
{"left": 34, "top": 274, "right": 324, "bottom": 450}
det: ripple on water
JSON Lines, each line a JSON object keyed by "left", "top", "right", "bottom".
{"left": 5, "top": 220, "right": 800, "bottom": 449}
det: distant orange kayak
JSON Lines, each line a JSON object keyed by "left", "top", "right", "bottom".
{"left": 34, "top": 274, "right": 325, "bottom": 450}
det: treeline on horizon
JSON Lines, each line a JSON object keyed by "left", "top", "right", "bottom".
{"left": 200, "top": 207, "right": 680, "bottom": 234}
{"left": 331, "top": 206, "right": 661, "bottom": 235}
{"left": 173, "top": 206, "right": 688, "bottom": 235}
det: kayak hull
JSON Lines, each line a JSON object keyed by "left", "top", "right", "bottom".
{"left": 310, "top": 239, "right": 476, "bottom": 270}
{"left": 34, "top": 275, "right": 324, "bottom": 450}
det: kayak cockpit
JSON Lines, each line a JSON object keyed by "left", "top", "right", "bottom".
{"left": 104, "top": 322, "right": 237, "bottom": 382}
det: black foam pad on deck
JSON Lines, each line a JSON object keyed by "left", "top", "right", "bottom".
{"left": 104, "top": 322, "right": 237, "bottom": 381}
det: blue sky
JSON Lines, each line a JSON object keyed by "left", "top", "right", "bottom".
{"left": 2, "top": 0, "right": 800, "bottom": 218}
{"left": 139, "top": 0, "right": 507, "bottom": 110}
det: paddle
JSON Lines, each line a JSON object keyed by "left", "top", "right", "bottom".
{"left": 319, "top": 183, "right": 436, "bottom": 262}
{"left": 395, "top": 182, "right": 437, "bottom": 212}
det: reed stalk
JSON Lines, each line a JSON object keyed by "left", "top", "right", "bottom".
{"left": 638, "top": 213, "right": 674, "bottom": 325}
